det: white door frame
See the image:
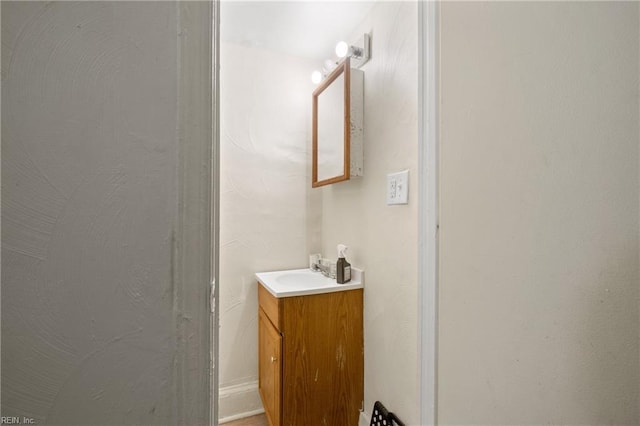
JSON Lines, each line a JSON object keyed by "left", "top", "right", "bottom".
{"left": 175, "top": 1, "right": 216, "bottom": 424}
{"left": 211, "top": 0, "right": 221, "bottom": 425}
{"left": 418, "top": 1, "right": 439, "bottom": 425}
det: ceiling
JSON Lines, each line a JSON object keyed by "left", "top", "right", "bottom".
{"left": 221, "top": 1, "right": 376, "bottom": 61}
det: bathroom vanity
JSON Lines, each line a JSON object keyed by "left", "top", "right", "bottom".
{"left": 256, "top": 269, "right": 364, "bottom": 426}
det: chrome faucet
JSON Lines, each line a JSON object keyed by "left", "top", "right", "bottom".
{"left": 311, "top": 259, "right": 330, "bottom": 277}
{"left": 318, "top": 261, "right": 330, "bottom": 277}
{"left": 309, "top": 254, "right": 336, "bottom": 278}
{"left": 319, "top": 259, "right": 336, "bottom": 279}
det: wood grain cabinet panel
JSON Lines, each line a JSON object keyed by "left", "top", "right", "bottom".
{"left": 257, "top": 283, "right": 363, "bottom": 426}
{"left": 258, "top": 308, "right": 282, "bottom": 426}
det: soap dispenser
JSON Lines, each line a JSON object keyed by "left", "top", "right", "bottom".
{"left": 336, "top": 244, "right": 351, "bottom": 284}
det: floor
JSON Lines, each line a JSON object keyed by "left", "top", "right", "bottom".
{"left": 224, "top": 414, "right": 268, "bottom": 426}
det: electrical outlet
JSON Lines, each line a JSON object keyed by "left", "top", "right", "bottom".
{"left": 386, "top": 170, "right": 409, "bottom": 205}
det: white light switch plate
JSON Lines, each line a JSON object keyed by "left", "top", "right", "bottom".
{"left": 386, "top": 170, "right": 409, "bottom": 205}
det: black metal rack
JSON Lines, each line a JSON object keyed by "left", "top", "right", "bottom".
{"left": 369, "top": 401, "right": 405, "bottom": 426}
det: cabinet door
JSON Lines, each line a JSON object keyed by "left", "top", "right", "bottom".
{"left": 258, "top": 308, "right": 282, "bottom": 426}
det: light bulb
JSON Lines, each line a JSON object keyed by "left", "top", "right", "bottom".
{"left": 311, "top": 70, "right": 322, "bottom": 84}
{"left": 335, "top": 41, "right": 349, "bottom": 58}
{"left": 323, "top": 59, "right": 336, "bottom": 73}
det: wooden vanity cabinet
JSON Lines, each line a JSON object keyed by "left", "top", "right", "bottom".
{"left": 257, "top": 283, "right": 364, "bottom": 426}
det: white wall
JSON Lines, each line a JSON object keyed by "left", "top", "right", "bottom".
{"left": 1, "top": 2, "right": 212, "bottom": 424}
{"left": 218, "top": 42, "right": 319, "bottom": 421}
{"left": 320, "top": 2, "right": 419, "bottom": 424}
{"left": 438, "top": 2, "right": 640, "bottom": 424}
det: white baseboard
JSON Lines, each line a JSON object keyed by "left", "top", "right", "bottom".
{"left": 218, "top": 380, "right": 264, "bottom": 424}
{"left": 219, "top": 381, "right": 369, "bottom": 425}
{"left": 359, "top": 409, "right": 370, "bottom": 426}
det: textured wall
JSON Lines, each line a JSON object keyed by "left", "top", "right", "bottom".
{"left": 218, "top": 42, "right": 319, "bottom": 419}
{"left": 320, "top": 2, "right": 419, "bottom": 424}
{"left": 1, "top": 2, "right": 212, "bottom": 424}
{"left": 438, "top": 2, "right": 640, "bottom": 424}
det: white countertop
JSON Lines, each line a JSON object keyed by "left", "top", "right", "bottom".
{"left": 255, "top": 267, "right": 364, "bottom": 298}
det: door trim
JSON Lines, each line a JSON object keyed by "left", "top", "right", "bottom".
{"left": 211, "top": 0, "right": 221, "bottom": 424}
{"left": 174, "top": 1, "right": 216, "bottom": 425}
{"left": 418, "top": 1, "right": 439, "bottom": 425}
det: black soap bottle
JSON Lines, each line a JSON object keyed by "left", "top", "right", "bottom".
{"left": 336, "top": 244, "right": 351, "bottom": 284}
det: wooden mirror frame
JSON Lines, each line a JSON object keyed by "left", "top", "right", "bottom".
{"left": 312, "top": 57, "right": 351, "bottom": 188}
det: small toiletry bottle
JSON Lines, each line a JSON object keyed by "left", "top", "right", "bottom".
{"left": 336, "top": 244, "right": 351, "bottom": 284}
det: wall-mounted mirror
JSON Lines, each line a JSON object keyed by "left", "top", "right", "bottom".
{"left": 312, "top": 57, "right": 364, "bottom": 188}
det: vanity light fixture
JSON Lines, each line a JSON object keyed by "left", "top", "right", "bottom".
{"left": 335, "top": 33, "right": 371, "bottom": 68}
{"left": 311, "top": 33, "right": 371, "bottom": 85}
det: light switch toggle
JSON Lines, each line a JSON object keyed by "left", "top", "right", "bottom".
{"left": 386, "top": 170, "right": 409, "bottom": 205}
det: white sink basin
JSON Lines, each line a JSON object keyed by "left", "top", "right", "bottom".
{"left": 275, "top": 272, "right": 331, "bottom": 288}
{"left": 256, "top": 268, "right": 364, "bottom": 298}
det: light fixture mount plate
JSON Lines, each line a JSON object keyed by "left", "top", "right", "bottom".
{"left": 350, "top": 33, "right": 371, "bottom": 69}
